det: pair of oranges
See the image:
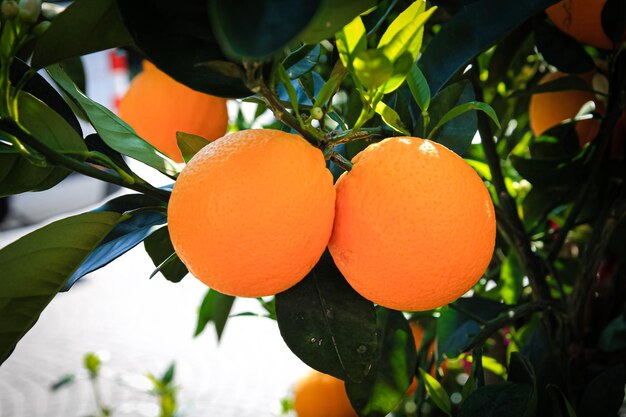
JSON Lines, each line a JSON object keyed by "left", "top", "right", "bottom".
{"left": 120, "top": 63, "right": 495, "bottom": 313}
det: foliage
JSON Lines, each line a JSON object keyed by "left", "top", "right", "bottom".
{"left": 1, "top": 0, "right": 626, "bottom": 416}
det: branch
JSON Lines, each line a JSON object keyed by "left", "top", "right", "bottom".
{"left": 0, "top": 119, "right": 171, "bottom": 202}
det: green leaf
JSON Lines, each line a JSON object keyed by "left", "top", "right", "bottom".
{"left": 353, "top": 49, "right": 394, "bottom": 90}
{"left": 459, "top": 382, "right": 534, "bottom": 417}
{"left": 176, "top": 132, "right": 211, "bottom": 164}
{"left": 415, "top": 80, "right": 478, "bottom": 156}
{"left": 208, "top": 0, "right": 321, "bottom": 59}
{"left": 161, "top": 363, "right": 176, "bottom": 385}
{"left": 31, "top": 0, "right": 133, "bottom": 68}
{"left": 336, "top": 16, "right": 367, "bottom": 71}
{"left": 507, "top": 353, "right": 537, "bottom": 416}
{"left": 278, "top": 64, "right": 300, "bottom": 116}
{"left": 299, "top": 0, "right": 374, "bottom": 44}
{"left": 419, "top": 0, "right": 560, "bottom": 96}
{"left": 284, "top": 44, "right": 321, "bottom": 79}
{"left": 533, "top": 17, "right": 595, "bottom": 74}
{"left": 143, "top": 227, "right": 188, "bottom": 283}
{"left": 547, "top": 385, "right": 578, "bottom": 417}
{"left": 275, "top": 251, "right": 378, "bottom": 383}
{"left": 313, "top": 62, "right": 347, "bottom": 108}
{"left": 0, "top": 211, "right": 123, "bottom": 365}
{"left": 579, "top": 364, "right": 626, "bottom": 417}
{"left": 375, "top": 100, "right": 410, "bottom": 135}
{"left": 115, "top": 1, "right": 250, "bottom": 98}
{"left": 421, "top": 369, "right": 452, "bottom": 416}
{"left": 346, "top": 308, "right": 417, "bottom": 417}
{"left": 379, "top": 3, "right": 435, "bottom": 63}
{"left": 599, "top": 313, "right": 626, "bottom": 352}
{"left": 429, "top": 101, "right": 500, "bottom": 138}
{"left": 407, "top": 63, "right": 431, "bottom": 112}
{"left": 195, "top": 289, "right": 235, "bottom": 340}
{"left": 47, "top": 64, "right": 181, "bottom": 177}
{"left": 514, "top": 75, "right": 591, "bottom": 97}
{"left": 500, "top": 251, "right": 523, "bottom": 305}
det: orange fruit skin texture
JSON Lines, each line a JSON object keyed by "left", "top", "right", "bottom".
{"left": 118, "top": 61, "right": 228, "bottom": 163}
{"left": 546, "top": 0, "right": 620, "bottom": 49}
{"left": 328, "top": 137, "right": 496, "bottom": 312}
{"left": 529, "top": 71, "right": 604, "bottom": 147}
{"left": 294, "top": 370, "right": 358, "bottom": 417}
{"left": 167, "top": 129, "right": 335, "bottom": 297}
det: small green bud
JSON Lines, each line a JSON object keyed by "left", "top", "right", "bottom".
{"left": 32, "top": 20, "right": 50, "bottom": 36}
{"left": 41, "top": 2, "right": 63, "bottom": 20}
{"left": 18, "top": 0, "right": 41, "bottom": 23}
{"left": 310, "top": 107, "right": 324, "bottom": 120}
{"left": 83, "top": 352, "right": 101, "bottom": 377}
{"left": 1, "top": 0, "right": 19, "bottom": 18}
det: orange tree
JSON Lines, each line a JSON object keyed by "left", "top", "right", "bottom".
{"left": 1, "top": 0, "right": 625, "bottom": 416}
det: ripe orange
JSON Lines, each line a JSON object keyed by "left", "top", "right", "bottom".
{"left": 529, "top": 71, "right": 604, "bottom": 147}
{"left": 546, "top": 0, "right": 621, "bottom": 49}
{"left": 118, "top": 61, "right": 229, "bottom": 162}
{"left": 328, "top": 137, "right": 496, "bottom": 311}
{"left": 167, "top": 129, "right": 335, "bottom": 297}
{"left": 294, "top": 370, "right": 358, "bottom": 417}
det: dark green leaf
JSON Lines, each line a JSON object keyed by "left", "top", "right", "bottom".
{"left": 599, "top": 313, "right": 626, "bottom": 352}
{"left": 437, "top": 297, "right": 506, "bottom": 358}
{"left": 208, "top": 0, "right": 321, "bottom": 59}
{"left": 58, "top": 57, "right": 86, "bottom": 93}
{"left": 176, "top": 132, "right": 211, "bottom": 164}
{"left": 32, "top": 0, "right": 133, "bottom": 68}
{"left": 419, "top": 0, "right": 560, "bottom": 96}
{"left": 115, "top": 0, "right": 250, "bottom": 98}
{"left": 533, "top": 17, "right": 595, "bottom": 74}
{"left": 50, "top": 374, "right": 75, "bottom": 391}
{"left": 194, "top": 289, "right": 236, "bottom": 340}
{"left": 161, "top": 363, "right": 176, "bottom": 385}
{"left": 284, "top": 44, "right": 321, "bottom": 79}
{"left": 507, "top": 353, "right": 537, "bottom": 416}
{"left": 459, "top": 382, "right": 534, "bottom": 417}
{"left": 63, "top": 194, "right": 167, "bottom": 290}
{"left": 47, "top": 64, "right": 181, "bottom": 177}
{"left": 299, "top": 0, "right": 374, "bottom": 44}
{"left": 275, "top": 251, "right": 378, "bottom": 382}
{"left": 0, "top": 92, "right": 86, "bottom": 197}
{"left": 601, "top": 0, "right": 626, "bottom": 45}
{"left": 579, "top": 364, "right": 626, "bottom": 417}
{"left": 415, "top": 80, "right": 478, "bottom": 156}
{"left": 429, "top": 101, "right": 500, "bottom": 138}
{"left": 510, "top": 155, "right": 585, "bottom": 187}
{"left": 0, "top": 212, "right": 122, "bottom": 365}
{"left": 515, "top": 75, "right": 592, "bottom": 97}
{"left": 346, "top": 308, "right": 417, "bottom": 417}
{"left": 546, "top": 385, "right": 578, "bottom": 417}
{"left": 144, "top": 227, "right": 188, "bottom": 283}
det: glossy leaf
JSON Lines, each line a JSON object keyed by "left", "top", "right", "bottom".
{"left": 313, "top": 65, "right": 347, "bottom": 108}
{"left": 429, "top": 101, "right": 500, "bottom": 138}
{"left": 346, "top": 308, "right": 417, "bottom": 417}
{"left": 144, "top": 227, "right": 188, "bottom": 283}
{"left": 0, "top": 212, "right": 122, "bottom": 365}
{"left": 275, "top": 251, "right": 378, "bottom": 382}
{"left": 598, "top": 314, "right": 626, "bottom": 352}
{"left": 299, "top": 0, "right": 374, "bottom": 44}
{"left": 284, "top": 44, "right": 321, "bottom": 79}
{"left": 407, "top": 63, "right": 431, "bottom": 112}
{"left": 459, "top": 382, "right": 534, "bottom": 417}
{"left": 176, "top": 132, "right": 211, "bottom": 164}
{"left": 47, "top": 64, "right": 181, "bottom": 177}
{"left": 579, "top": 364, "right": 626, "bottom": 417}
{"left": 0, "top": 92, "right": 86, "bottom": 197}
{"left": 336, "top": 16, "right": 367, "bottom": 71}
{"left": 115, "top": 0, "right": 250, "bottom": 98}
{"left": 31, "top": 0, "right": 133, "bottom": 68}
{"left": 421, "top": 369, "right": 452, "bottom": 416}
{"left": 419, "top": 0, "right": 560, "bottom": 96}
{"left": 375, "top": 100, "right": 410, "bottom": 135}
{"left": 208, "top": 0, "right": 321, "bottom": 59}
{"left": 353, "top": 49, "right": 394, "bottom": 90}
{"left": 195, "top": 289, "right": 236, "bottom": 340}
{"left": 533, "top": 18, "right": 594, "bottom": 74}
{"left": 63, "top": 194, "right": 167, "bottom": 290}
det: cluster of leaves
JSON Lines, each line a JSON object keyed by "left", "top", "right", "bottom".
{"left": 1, "top": 0, "right": 626, "bottom": 417}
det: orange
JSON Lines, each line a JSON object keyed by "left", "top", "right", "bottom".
{"left": 546, "top": 0, "right": 621, "bottom": 49}
{"left": 118, "top": 61, "right": 228, "bottom": 162}
{"left": 294, "top": 370, "right": 358, "bottom": 417}
{"left": 167, "top": 129, "right": 335, "bottom": 297}
{"left": 529, "top": 71, "right": 604, "bottom": 147}
{"left": 328, "top": 137, "right": 496, "bottom": 311}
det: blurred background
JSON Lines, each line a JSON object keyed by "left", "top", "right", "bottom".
{"left": 0, "top": 48, "right": 309, "bottom": 417}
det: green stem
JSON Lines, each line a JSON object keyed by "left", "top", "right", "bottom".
{"left": 0, "top": 119, "right": 171, "bottom": 202}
